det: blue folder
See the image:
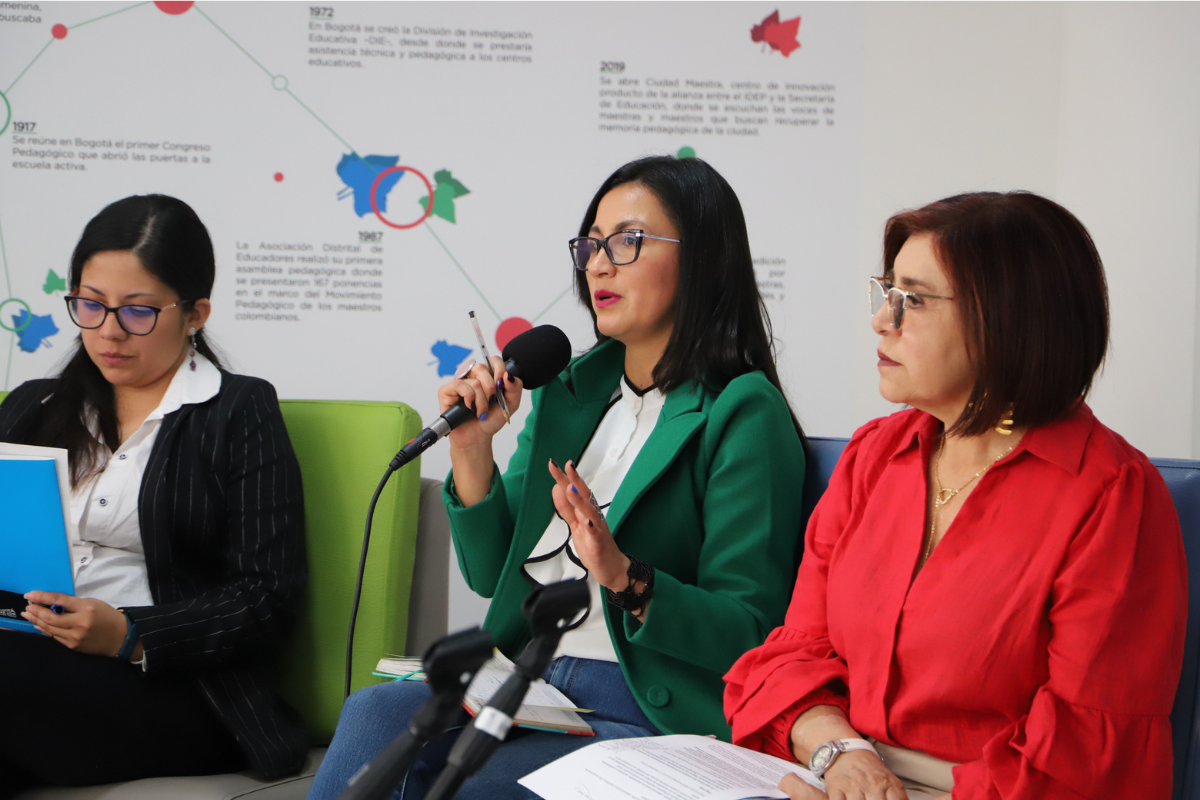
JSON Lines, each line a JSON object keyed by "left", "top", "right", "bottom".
{"left": 0, "top": 458, "right": 75, "bottom": 633}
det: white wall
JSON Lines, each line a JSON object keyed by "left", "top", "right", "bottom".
{"left": 445, "top": 1, "right": 1200, "bottom": 632}
{"left": 1054, "top": 3, "right": 1200, "bottom": 459}
{"left": 850, "top": 1, "right": 1200, "bottom": 458}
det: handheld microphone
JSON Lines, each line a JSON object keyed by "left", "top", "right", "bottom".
{"left": 389, "top": 324, "right": 572, "bottom": 470}
{"left": 425, "top": 580, "right": 590, "bottom": 800}
{"left": 344, "top": 324, "right": 572, "bottom": 700}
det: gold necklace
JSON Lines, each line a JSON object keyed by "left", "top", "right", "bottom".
{"left": 922, "top": 437, "right": 1016, "bottom": 565}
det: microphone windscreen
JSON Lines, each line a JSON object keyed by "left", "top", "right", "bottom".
{"left": 502, "top": 325, "right": 572, "bottom": 390}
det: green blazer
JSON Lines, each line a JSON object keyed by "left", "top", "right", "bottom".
{"left": 444, "top": 339, "right": 805, "bottom": 739}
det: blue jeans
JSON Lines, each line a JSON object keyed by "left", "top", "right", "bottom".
{"left": 308, "top": 657, "right": 660, "bottom": 800}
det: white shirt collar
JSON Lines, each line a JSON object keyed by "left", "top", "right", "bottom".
{"left": 617, "top": 374, "right": 665, "bottom": 418}
{"left": 146, "top": 351, "right": 222, "bottom": 423}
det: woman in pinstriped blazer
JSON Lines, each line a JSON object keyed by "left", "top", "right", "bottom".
{"left": 0, "top": 195, "right": 308, "bottom": 793}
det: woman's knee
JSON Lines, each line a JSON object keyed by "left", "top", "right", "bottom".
{"left": 335, "top": 681, "right": 433, "bottom": 739}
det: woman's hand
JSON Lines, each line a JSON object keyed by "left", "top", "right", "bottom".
{"left": 442, "top": 356, "right": 525, "bottom": 507}
{"left": 439, "top": 357, "right": 524, "bottom": 451}
{"left": 785, "top": 706, "right": 907, "bottom": 800}
{"left": 778, "top": 772, "right": 827, "bottom": 799}
{"left": 21, "top": 591, "right": 139, "bottom": 659}
{"left": 548, "top": 459, "right": 632, "bottom": 593}
{"left": 817, "top": 751, "right": 907, "bottom": 800}
{"left": 778, "top": 751, "right": 908, "bottom": 800}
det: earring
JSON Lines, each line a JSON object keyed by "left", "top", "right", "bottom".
{"left": 188, "top": 327, "right": 197, "bottom": 372}
{"left": 996, "top": 403, "right": 1014, "bottom": 436}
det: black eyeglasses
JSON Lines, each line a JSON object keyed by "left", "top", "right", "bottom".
{"left": 568, "top": 229, "right": 681, "bottom": 271}
{"left": 64, "top": 296, "right": 186, "bottom": 336}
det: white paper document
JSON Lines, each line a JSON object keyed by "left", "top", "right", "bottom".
{"left": 467, "top": 651, "right": 582, "bottom": 710}
{"left": 519, "top": 734, "right": 825, "bottom": 800}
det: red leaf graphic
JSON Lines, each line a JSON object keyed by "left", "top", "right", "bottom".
{"left": 751, "top": 10, "right": 780, "bottom": 43}
{"left": 750, "top": 9, "right": 801, "bottom": 57}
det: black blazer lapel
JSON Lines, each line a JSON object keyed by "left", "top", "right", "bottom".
{"left": 137, "top": 405, "right": 192, "bottom": 605}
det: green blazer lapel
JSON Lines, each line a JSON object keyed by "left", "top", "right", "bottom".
{"left": 606, "top": 381, "right": 706, "bottom": 537}
{"left": 512, "top": 342, "right": 624, "bottom": 558}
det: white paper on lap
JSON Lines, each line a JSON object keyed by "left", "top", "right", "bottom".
{"left": 518, "top": 734, "right": 824, "bottom": 800}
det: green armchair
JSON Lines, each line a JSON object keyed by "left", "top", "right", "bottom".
{"left": 277, "top": 399, "right": 424, "bottom": 741}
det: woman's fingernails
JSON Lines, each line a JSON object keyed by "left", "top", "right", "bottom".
{"left": 498, "top": 377, "right": 505, "bottom": 391}
{"left": 550, "top": 458, "right": 560, "bottom": 470}
{"left": 571, "top": 485, "right": 579, "bottom": 495}
{"left": 480, "top": 412, "right": 488, "bottom": 422}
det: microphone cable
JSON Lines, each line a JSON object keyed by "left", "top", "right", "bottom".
{"left": 345, "top": 464, "right": 396, "bottom": 700}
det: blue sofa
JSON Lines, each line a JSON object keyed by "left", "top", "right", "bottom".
{"left": 802, "top": 437, "right": 1200, "bottom": 800}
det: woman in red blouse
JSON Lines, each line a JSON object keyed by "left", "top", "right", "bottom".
{"left": 724, "top": 191, "right": 1187, "bottom": 799}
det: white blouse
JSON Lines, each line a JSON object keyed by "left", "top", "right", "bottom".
{"left": 523, "top": 375, "right": 666, "bottom": 663}
{"left": 69, "top": 353, "right": 222, "bottom": 609}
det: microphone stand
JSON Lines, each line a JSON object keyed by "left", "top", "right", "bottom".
{"left": 425, "top": 579, "right": 591, "bottom": 800}
{"left": 337, "top": 627, "right": 495, "bottom": 800}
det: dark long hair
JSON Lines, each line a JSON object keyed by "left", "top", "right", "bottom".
{"left": 27, "top": 194, "right": 222, "bottom": 486}
{"left": 883, "top": 191, "right": 1109, "bottom": 437}
{"left": 574, "top": 156, "right": 804, "bottom": 441}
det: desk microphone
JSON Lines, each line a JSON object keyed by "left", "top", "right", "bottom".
{"left": 425, "top": 579, "right": 591, "bottom": 800}
{"left": 338, "top": 627, "right": 494, "bottom": 800}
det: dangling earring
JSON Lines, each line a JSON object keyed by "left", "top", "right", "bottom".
{"left": 188, "top": 327, "right": 197, "bottom": 371}
{"left": 996, "top": 403, "right": 1014, "bottom": 435}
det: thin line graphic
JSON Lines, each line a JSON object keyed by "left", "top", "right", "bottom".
{"left": 5, "top": 39, "right": 53, "bottom": 94}
{"left": 194, "top": 5, "right": 364, "bottom": 159}
{"left": 4, "top": 335, "right": 12, "bottom": 392}
{"left": 69, "top": 1, "right": 150, "bottom": 30}
{"left": 195, "top": 5, "right": 274, "bottom": 79}
{"left": 0, "top": 211, "right": 11, "bottom": 297}
{"left": 285, "top": 89, "right": 361, "bottom": 158}
{"left": 532, "top": 284, "right": 574, "bottom": 323}
{"left": 425, "top": 223, "right": 501, "bottom": 322}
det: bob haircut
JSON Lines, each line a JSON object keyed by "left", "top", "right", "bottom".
{"left": 883, "top": 191, "right": 1109, "bottom": 437}
{"left": 29, "top": 194, "right": 222, "bottom": 485}
{"left": 573, "top": 156, "right": 795, "bottom": 417}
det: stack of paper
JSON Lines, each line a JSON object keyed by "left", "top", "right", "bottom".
{"left": 375, "top": 650, "right": 594, "bottom": 735}
{"left": 519, "top": 735, "right": 826, "bottom": 800}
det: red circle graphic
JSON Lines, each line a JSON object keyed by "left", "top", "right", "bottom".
{"left": 495, "top": 317, "right": 533, "bottom": 352}
{"left": 370, "top": 166, "right": 435, "bottom": 230}
{"left": 154, "top": 1, "right": 194, "bottom": 14}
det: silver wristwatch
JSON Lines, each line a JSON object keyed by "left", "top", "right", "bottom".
{"left": 808, "top": 738, "right": 880, "bottom": 780}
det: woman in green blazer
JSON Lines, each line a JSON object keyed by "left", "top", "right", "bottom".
{"left": 311, "top": 156, "right": 807, "bottom": 800}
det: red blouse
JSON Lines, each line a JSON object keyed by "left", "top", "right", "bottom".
{"left": 724, "top": 404, "right": 1187, "bottom": 798}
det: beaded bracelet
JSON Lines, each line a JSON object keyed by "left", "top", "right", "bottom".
{"left": 605, "top": 556, "right": 655, "bottom": 614}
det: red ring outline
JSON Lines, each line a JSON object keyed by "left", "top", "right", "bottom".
{"left": 370, "top": 165, "right": 435, "bottom": 230}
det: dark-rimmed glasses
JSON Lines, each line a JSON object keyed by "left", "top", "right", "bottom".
{"left": 64, "top": 295, "right": 186, "bottom": 336}
{"left": 568, "top": 229, "right": 681, "bottom": 271}
{"left": 869, "top": 277, "right": 953, "bottom": 331}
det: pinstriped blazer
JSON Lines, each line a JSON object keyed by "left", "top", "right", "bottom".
{"left": 0, "top": 373, "right": 309, "bottom": 779}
